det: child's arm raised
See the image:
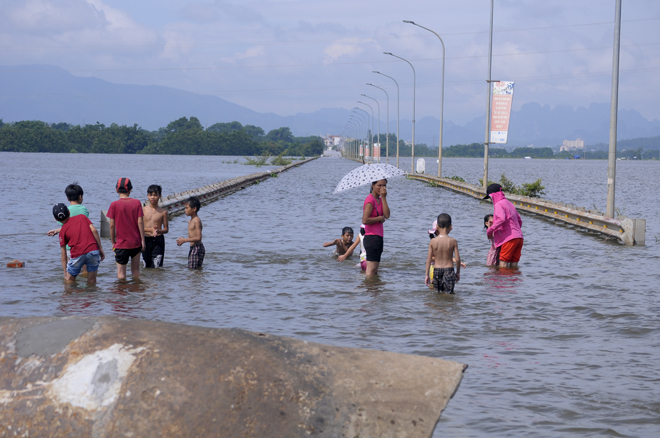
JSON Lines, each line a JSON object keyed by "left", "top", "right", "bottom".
{"left": 338, "top": 235, "right": 360, "bottom": 262}
{"left": 424, "top": 242, "right": 434, "bottom": 287}
{"left": 323, "top": 238, "right": 340, "bottom": 248}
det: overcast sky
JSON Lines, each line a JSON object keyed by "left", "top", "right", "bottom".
{"left": 1, "top": 0, "right": 659, "bottom": 125}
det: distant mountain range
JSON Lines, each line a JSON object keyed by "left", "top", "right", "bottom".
{"left": 2, "top": 64, "right": 659, "bottom": 147}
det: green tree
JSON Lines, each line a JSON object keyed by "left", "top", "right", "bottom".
{"left": 266, "top": 127, "right": 294, "bottom": 143}
{"left": 164, "top": 117, "right": 203, "bottom": 134}
{"left": 207, "top": 121, "right": 243, "bottom": 133}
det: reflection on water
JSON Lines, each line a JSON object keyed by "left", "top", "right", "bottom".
{"left": 482, "top": 268, "right": 522, "bottom": 293}
{"left": 1, "top": 153, "right": 660, "bottom": 437}
{"left": 59, "top": 279, "right": 151, "bottom": 316}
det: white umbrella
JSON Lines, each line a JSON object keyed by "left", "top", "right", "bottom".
{"left": 333, "top": 163, "right": 407, "bottom": 194}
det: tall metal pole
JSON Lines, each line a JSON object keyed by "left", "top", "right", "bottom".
{"left": 361, "top": 94, "right": 381, "bottom": 162}
{"left": 483, "top": 0, "right": 494, "bottom": 189}
{"left": 384, "top": 52, "right": 415, "bottom": 173}
{"left": 357, "top": 102, "right": 374, "bottom": 163}
{"left": 403, "top": 21, "right": 445, "bottom": 177}
{"left": 347, "top": 121, "right": 358, "bottom": 159}
{"left": 350, "top": 113, "right": 362, "bottom": 159}
{"left": 607, "top": 0, "right": 622, "bottom": 218}
{"left": 367, "top": 83, "right": 389, "bottom": 164}
{"left": 373, "top": 71, "right": 399, "bottom": 168}
{"left": 353, "top": 109, "right": 369, "bottom": 161}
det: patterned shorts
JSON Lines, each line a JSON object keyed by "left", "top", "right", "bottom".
{"left": 432, "top": 267, "right": 456, "bottom": 294}
{"left": 188, "top": 242, "right": 205, "bottom": 269}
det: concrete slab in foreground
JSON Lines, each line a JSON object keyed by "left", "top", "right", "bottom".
{"left": 0, "top": 316, "right": 466, "bottom": 437}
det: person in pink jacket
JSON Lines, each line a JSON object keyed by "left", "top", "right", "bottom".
{"left": 484, "top": 184, "right": 523, "bottom": 268}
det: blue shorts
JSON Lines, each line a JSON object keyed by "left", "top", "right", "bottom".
{"left": 67, "top": 250, "right": 100, "bottom": 276}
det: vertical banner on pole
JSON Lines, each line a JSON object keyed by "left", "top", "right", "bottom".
{"left": 359, "top": 145, "right": 364, "bottom": 157}
{"left": 490, "top": 81, "right": 514, "bottom": 144}
{"left": 374, "top": 143, "right": 381, "bottom": 160}
{"left": 365, "top": 146, "right": 371, "bottom": 158}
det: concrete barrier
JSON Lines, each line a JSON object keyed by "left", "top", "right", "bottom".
{"left": 0, "top": 316, "right": 466, "bottom": 437}
{"left": 408, "top": 174, "right": 646, "bottom": 246}
{"left": 100, "top": 158, "right": 317, "bottom": 236}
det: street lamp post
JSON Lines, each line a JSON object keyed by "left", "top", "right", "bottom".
{"left": 352, "top": 110, "right": 368, "bottom": 160}
{"left": 606, "top": 0, "right": 622, "bottom": 218}
{"left": 367, "top": 83, "right": 389, "bottom": 164}
{"left": 346, "top": 121, "right": 358, "bottom": 159}
{"left": 349, "top": 116, "right": 363, "bottom": 160}
{"left": 348, "top": 117, "right": 359, "bottom": 159}
{"left": 373, "top": 71, "right": 400, "bottom": 168}
{"left": 384, "top": 52, "right": 416, "bottom": 173}
{"left": 483, "top": 0, "right": 494, "bottom": 189}
{"left": 357, "top": 102, "right": 374, "bottom": 163}
{"left": 361, "top": 94, "right": 381, "bottom": 163}
{"left": 403, "top": 20, "right": 445, "bottom": 178}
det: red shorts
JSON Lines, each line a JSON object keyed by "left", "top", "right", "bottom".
{"left": 499, "top": 238, "right": 523, "bottom": 263}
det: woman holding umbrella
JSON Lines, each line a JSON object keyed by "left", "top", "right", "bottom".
{"left": 362, "top": 179, "right": 390, "bottom": 276}
{"left": 334, "top": 163, "right": 403, "bottom": 275}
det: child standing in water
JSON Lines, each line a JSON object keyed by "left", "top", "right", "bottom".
{"left": 338, "top": 226, "right": 367, "bottom": 271}
{"left": 484, "top": 214, "right": 500, "bottom": 266}
{"left": 48, "top": 183, "right": 91, "bottom": 275}
{"left": 427, "top": 219, "right": 466, "bottom": 288}
{"left": 323, "top": 227, "right": 354, "bottom": 256}
{"left": 143, "top": 184, "right": 169, "bottom": 268}
{"left": 425, "top": 213, "right": 461, "bottom": 294}
{"left": 176, "top": 196, "right": 204, "bottom": 269}
{"left": 107, "top": 178, "right": 145, "bottom": 280}
{"left": 53, "top": 203, "right": 105, "bottom": 284}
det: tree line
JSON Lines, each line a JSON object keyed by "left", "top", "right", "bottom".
{"left": 0, "top": 117, "right": 324, "bottom": 157}
{"left": 361, "top": 134, "right": 555, "bottom": 158}
{"left": 365, "top": 133, "right": 659, "bottom": 159}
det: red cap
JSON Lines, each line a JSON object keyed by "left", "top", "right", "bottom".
{"left": 116, "top": 177, "right": 133, "bottom": 191}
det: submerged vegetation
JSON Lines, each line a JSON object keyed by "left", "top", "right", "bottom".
{"left": 478, "top": 173, "right": 546, "bottom": 198}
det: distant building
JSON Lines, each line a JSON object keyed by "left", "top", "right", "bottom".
{"left": 323, "top": 135, "right": 344, "bottom": 148}
{"left": 560, "top": 138, "right": 584, "bottom": 152}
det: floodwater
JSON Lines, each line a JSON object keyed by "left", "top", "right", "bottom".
{"left": 1, "top": 152, "right": 659, "bottom": 437}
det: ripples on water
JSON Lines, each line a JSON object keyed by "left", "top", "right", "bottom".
{"left": 1, "top": 153, "right": 659, "bottom": 437}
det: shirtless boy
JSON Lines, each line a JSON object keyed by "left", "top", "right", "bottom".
{"left": 323, "top": 227, "right": 354, "bottom": 256}
{"left": 424, "top": 213, "right": 461, "bottom": 294}
{"left": 142, "top": 184, "right": 169, "bottom": 268}
{"left": 176, "top": 196, "right": 204, "bottom": 269}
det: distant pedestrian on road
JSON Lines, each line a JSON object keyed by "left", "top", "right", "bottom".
{"left": 362, "top": 179, "right": 390, "bottom": 276}
{"left": 484, "top": 184, "right": 523, "bottom": 268}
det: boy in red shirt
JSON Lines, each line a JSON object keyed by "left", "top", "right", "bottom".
{"left": 107, "top": 178, "right": 145, "bottom": 280}
{"left": 54, "top": 203, "right": 105, "bottom": 284}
